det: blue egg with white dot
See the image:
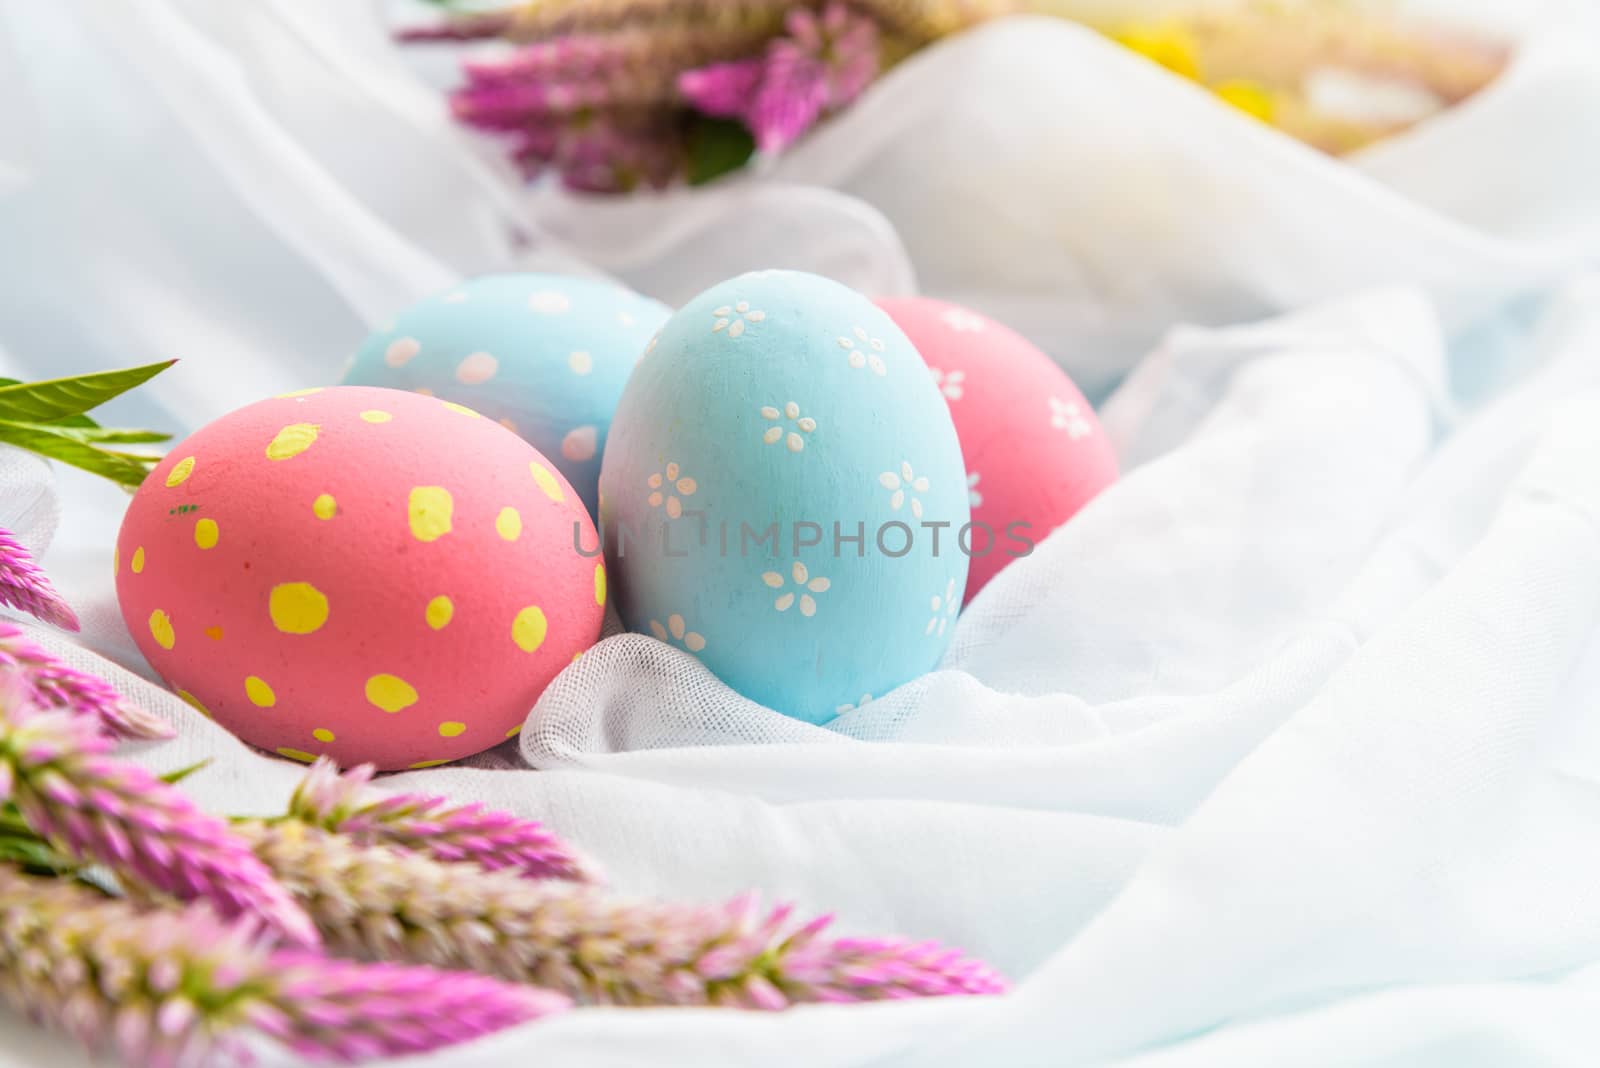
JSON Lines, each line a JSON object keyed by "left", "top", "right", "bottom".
{"left": 342, "top": 274, "right": 671, "bottom": 518}
{"left": 599, "top": 270, "right": 970, "bottom": 724}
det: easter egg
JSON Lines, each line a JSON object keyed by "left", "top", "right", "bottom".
{"left": 342, "top": 273, "right": 671, "bottom": 518}
{"left": 115, "top": 386, "right": 603, "bottom": 770}
{"left": 875, "top": 297, "right": 1118, "bottom": 603}
{"left": 599, "top": 270, "right": 969, "bottom": 724}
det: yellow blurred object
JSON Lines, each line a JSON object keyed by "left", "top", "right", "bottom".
{"left": 1113, "top": 20, "right": 1202, "bottom": 81}
{"left": 1097, "top": 1, "right": 1507, "bottom": 154}
{"left": 1212, "top": 79, "right": 1276, "bottom": 121}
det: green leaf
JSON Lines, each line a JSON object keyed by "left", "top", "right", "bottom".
{"left": 159, "top": 759, "right": 212, "bottom": 786}
{"left": 0, "top": 837, "right": 77, "bottom": 875}
{"left": 0, "top": 359, "right": 176, "bottom": 424}
{"left": 0, "top": 804, "right": 35, "bottom": 837}
{"left": 0, "top": 420, "right": 158, "bottom": 487}
{"left": 0, "top": 812, "right": 73, "bottom": 876}
{"left": 685, "top": 116, "right": 756, "bottom": 186}
{"left": 0, "top": 378, "right": 98, "bottom": 428}
{"left": 23, "top": 424, "right": 171, "bottom": 445}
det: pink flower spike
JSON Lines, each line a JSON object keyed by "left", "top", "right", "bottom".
{"left": 394, "top": 12, "right": 517, "bottom": 43}
{"left": 0, "top": 621, "right": 173, "bottom": 740}
{"left": 271, "top": 952, "right": 569, "bottom": 1059}
{"left": 287, "top": 757, "right": 601, "bottom": 883}
{"left": 0, "top": 676, "right": 317, "bottom": 946}
{"left": 247, "top": 818, "right": 1007, "bottom": 1009}
{"left": 0, "top": 867, "right": 565, "bottom": 1066}
{"left": 0, "top": 527, "right": 78, "bottom": 631}
{"left": 748, "top": 49, "right": 831, "bottom": 153}
{"left": 679, "top": 59, "right": 767, "bottom": 118}
{"left": 679, "top": 1, "right": 881, "bottom": 155}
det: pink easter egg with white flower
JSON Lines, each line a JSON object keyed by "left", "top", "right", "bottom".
{"left": 876, "top": 297, "right": 1119, "bottom": 604}
{"left": 115, "top": 386, "right": 604, "bottom": 770}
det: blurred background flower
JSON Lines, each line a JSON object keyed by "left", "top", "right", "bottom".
{"left": 401, "top": 0, "right": 1507, "bottom": 191}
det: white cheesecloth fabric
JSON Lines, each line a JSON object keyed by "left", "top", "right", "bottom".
{"left": 3, "top": 2, "right": 1600, "bottom": 1065}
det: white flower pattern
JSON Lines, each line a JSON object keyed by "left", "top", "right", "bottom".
{"left": 878, "top": 461, "right": 930, "bottom": 519}
{"left": 941, "top": 307, "right": 986, "bottom": 333}
{"left": 529, "top": 290, "right": 571, "bottom": 315}
{"left": 837, "top": 326, "right": 887, "bottom": 376}
{"left": 761, "top": 561, "right": 831, "bottom": 617}
{"left": 648, "top": 613, "right": 707, "bottom": 652}
{"left": 926, "top": 578, "right": 959, "bottom": 637}
{"left": 931, "top": 368, "right": 965, "bottom": 401}
{"left": 967, "top": 471, "right": 983, "bottom": 508}
{"left": 760, "top": 401, "right": 817, "bottom": 452}
{"left": 711, "top": 300, "right": 766, "bottom": 339}
{"left": 647, "top": 462, "right": 699, "bottom": 519}
{"left": 1049, "top": 396, "right": 1092, "bottom": 439}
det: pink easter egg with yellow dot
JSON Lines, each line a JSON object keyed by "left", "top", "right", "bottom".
{"left": 115, "top": 386, "right": 603, "bottom": 770}
{"left": 876, "top": 297, "right": 1119, "bottom": 604}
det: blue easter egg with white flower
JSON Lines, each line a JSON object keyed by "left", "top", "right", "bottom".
{"left": 342, "top": 273, "right": 670, "bottom": 518}
{"left": 599, "top": 270, "right": 970, "bottom": 724}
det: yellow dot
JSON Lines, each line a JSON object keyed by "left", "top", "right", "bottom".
{"left": 529, "top": 462, "right": 564, "bottom": 503}
{"left": 131, "top": 547, "right": 146, "bottom": 574}
{"left": 571, "top": 651, "right": 582, "bottom": 662}
{"left": 425, "top": 596, "right": 454, "bottom": 630}
{"left": 113, "top": 547, "right": 119, "bottom": 577}
{"left": 594, "top": 563, "right": 606, "bottom": 606}
{"left": 204, "top": 625, "right": 224, "bottom": 641}
{"left": 512, "top": 605, "right": 547, "bottom": 653}
{"left": 277, "top": 387, "right": 323, "bottom": 399}
{"left": 276, "top": 748, "right": 317, "bottom": 763}
{"left": 177, "top": 690, "right": 210, "bottom": 718}
{"left": 408, "top": 486, "right": 453, "bottom": 543}
{"left": 312, "top": 727, "right": 336, "bottom": 743}
{"left": 194, "top": 518, "right": 219, "bottom": 550}
{"left": 414, "top": 387, "right": 435, "bottom": 397}
{"left": 505, "top": 724, "right": 522, "bottom": 738}
{"left": 265, "top": 423, "right": 320, "bottom": 461}
{"left": 438, "top": 721, "right": 466, "bottom": 738}
{"left": 408, "top": 759, "right": 449, "bottom": 769}
{"left": 148, "top": 609, "right": 174, "bottom": 650}
{"left": 440, "top": 401, "right": 481, "bottom": 419}
{"left": 245, "top": 675, "right": 276, "bottom": 707}
{"left": 496, "top": 507, "right": 522, "bottom": 541}
{"left": 166, "top": 456, "right": 196, "bottom": 487}
{"left": 269, "top": 582, "right": 329, "bottom": 634}
{"left": 313, "top": 494, "right": 337, "bottom": 520}
{"left": 366, "top": 674, "right": 418, "bottom": 713}
{"left": 359, "top": 410, "right": 392, "bottom": 424}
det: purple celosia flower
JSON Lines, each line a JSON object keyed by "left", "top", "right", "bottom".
{"left": 257, "top": 952, "right": 569, "bottom": 1062}
{"left": 461, "top": 25, "right": 770, "bottom": 89}
{"left": 394, "top": 10, "right": 519, "bottom": 43}
{"left": 0, "top": 677, "right": 317, "bottom": 946}
{"left": 0, "top": 527, "right": 78, "bottom": 632}
{"left": 287, "top": 758, "right": 600, "bottom": 883}
{"left": 0, "top": 866, "right": 567, "bottom": 1067}
{"left": 680, "top": 2, "right": 880, "bottom": 152}
{"left": 414, "top": 0, "right": 796, "bottom": 44}
{"left": 452, "top": 76, "right": 629, "bottom": 124}
{"left": 496, "top": 112, "right": 682, "bottom": 192}
{"left": 245, "top": 819, "right": 1009, "bottom": 1007}
{"left": 0, "top": 621, "right": 173, "bottom": 740}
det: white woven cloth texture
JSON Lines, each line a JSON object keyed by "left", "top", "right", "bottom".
{"left": 3, "top": 2, "right": 1600, "bottom": 1065}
